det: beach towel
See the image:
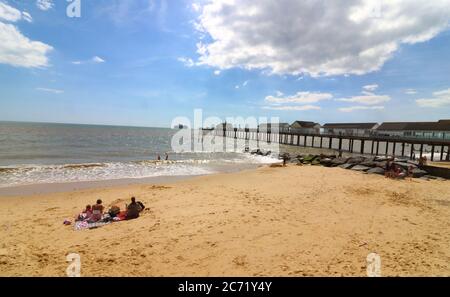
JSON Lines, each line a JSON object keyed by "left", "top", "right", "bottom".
{"left": 87, "top": 221, "right": 111, "bottom": 229}
{"left": 74, "top": 221, "right": 89, "bottom": 231}
{"left": 74, "top": 221, "right": 111, "bottom": 231}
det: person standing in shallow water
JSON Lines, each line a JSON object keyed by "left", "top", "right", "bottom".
{"left": 165, "top": 153, "right": 169, "bottom": 160}
{"left": 157, "top": 154, "right": 161, "bottom": 161}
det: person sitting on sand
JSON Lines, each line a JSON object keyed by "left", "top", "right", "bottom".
{"left": 418, "top": 156, "right": 427, "bottom": 168}
{"left": 407, "top": 165, "right": 415, "bottom": 179}
{"left": 393, "top": 165, "right": 405, "bottom": 179}
{"left": 125, "top": 197, "right": 145, "bottom": 220}
{"left": 76, "top": 205, "right": 92, "bottom": 221}
{"left": 91, "top": 199, "right": 104, "bottom": 222}
{"left": 385, "top": 162, "right": 391, "bottom": 178}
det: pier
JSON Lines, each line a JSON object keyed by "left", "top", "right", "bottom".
{"left": 212, "top": 127, "right": 450, "bottom": 162}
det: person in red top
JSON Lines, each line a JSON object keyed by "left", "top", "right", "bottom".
{"left": 76, "top": 205, "right": 92, "bottom": 221}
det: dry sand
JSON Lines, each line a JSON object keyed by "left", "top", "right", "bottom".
{"left": 0, "top": 165, "right": 449, "bottom": 276}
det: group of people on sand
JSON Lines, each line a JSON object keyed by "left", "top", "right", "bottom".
{"left": 384, "top": 155, "right": 427, "bottom": 179}
{"left": 384, "top": 159, "right": 414, "bottom": 179}
{"left": 76, "top": 197, "right": 146, "bottom": 223}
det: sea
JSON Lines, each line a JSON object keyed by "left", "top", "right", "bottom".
{"left": 0, "top": 122, "right": 279, "bottom": 189}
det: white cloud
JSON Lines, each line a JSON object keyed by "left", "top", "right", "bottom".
{"left": 177, "top": 57, "right": 195, "bottom": 67}
{"left": 0, "top": 22, "right": 52, "bottom": 68}
{"left": 263, "top": 105, "right": 321, "bottom": 111}
{"left": 338, "top": 93, "right": 391, "bottom": 105}
{"left": 405, "top": 88, "right": 418, "bottom": 95}
{"left": 263, "top": 91, "right": 331, "bottom": 112}
{"left": 0, "top": 2, "right": 51, "bottom": 68}
{"left": 363, "top": 84, "right": 379, "bottom": 92}
{"left": 235, "top": 80, "right": 249, "bottom": 89}
{"left": 213, "top": 70, "right": 220, "bottom": 75}
{"left": 22, "top": 12, "right": 32, "bottom": 23}
{"left": 92, "top": 56, "right": 105, "bottom": 63}
{"left": 0, "top": 2, "right": 32, "bottom": 22}
{"left": 194, "top": 0, "right": 450, "bottom": 76}
{"left": 192, "top": 3, "right": 201, "bottom": 12}
{"left": 72, "top": 56, "right": 106, "bottom": 65}
{"left": 416, "top": 88, "right": 450, "bottom": 107}
{"left": 265, "top": 91, "right": 333, "bottom": 104}
{"left": 36, "top": 0, "right": 54, "bottom": 11}
{"left": 339, "top": 106, "right": 385, "bottom": 112}
{"left": 0, "top": 2, "right": 22, "bottom": 22}
{"left": 36, "top": 87, "right": 63, "bottom": 94}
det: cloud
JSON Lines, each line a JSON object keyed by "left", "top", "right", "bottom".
{"left": 92, "top": 56, "right": 105, "bottom": 63}
{"left": 337, "top": 85, "right": 390, "bottom": 105}
{"left": 0, "top": 2, "right": 32, "bottom": 22}
{"left": 0, "top": 2, "right": 22, "bottom": 22}
{"left": 36, "top": 0, "right": 54, "bottom": 11}
{"left": 213, "top": 70, "right": 221, "bottom": 75}
{"left": 194, "top": 0, "right": 450, "bottom": 76}
{"left": 338, "top": 106, "right": 385, "bottom": 112}
{"left": 0, "top": 22, "right": 52, "bottom": 68}
{"left": 338, "top": 93, "right": 391, "bottom": 105}
{"left": 22, "top": 12, "right": 32, "bottom": 23}
{"left": 72, "top": 56, "right": 106, "bottom": 65}
{"left": 263, "top": 105, "right": 321, "bottom": 111}
{"left": 416, "top": 88, "right": 450, "bottom": 107}
{"left": 36, "top": 87, "right": 63, "bottom": 94}
{"left": 263, "top": 91, "right": 331, "bottom": 112}
{"left": 265, "top": 91, "right": 333, "bottom": 104}
{"left": 363, "top": 84, "right": 379, "bottom": 92}
{"left": 235, "top": 80, "right": 249, "bottom": 89}
{"left": 177, "top": 57, "right": 195, "bottom": 67}
{"left": 192, "top": 3, "right": 201, "bottom": 12}
{"left": 405, "top": 89, "right": 418, "bottom": 95}
{"left": 0, "top": 2, "right": 51, "bottom": 68}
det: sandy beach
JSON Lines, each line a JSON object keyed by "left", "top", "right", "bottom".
{"left": 0, "top": 165, "right": 449, "bottom": 276}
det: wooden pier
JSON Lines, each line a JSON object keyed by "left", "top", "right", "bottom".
{"left": 212, "top": 127, "right": 450, "bottom": 161}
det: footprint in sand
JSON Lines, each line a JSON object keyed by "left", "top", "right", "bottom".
{"left": 232, "top": 256, "right": 248, "bottom": 267}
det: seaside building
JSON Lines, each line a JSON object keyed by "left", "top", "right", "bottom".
{"left": 216, "top": 122, "right": 235, "bottom": 131}
{"left": 258, "top": 123, "right": 290, "bottom": 132}
{"left": 290, "top": 121, "right": 321, "bottom": 134}
{"left": 376, "top": 120, "right": 450, "bottom": 140}
{"left": 322, "top": 123, "right": 379, "bottom": 136}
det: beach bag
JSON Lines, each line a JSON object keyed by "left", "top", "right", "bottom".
{"left": 108, "top": 206, "right": 120, "bottom": 217}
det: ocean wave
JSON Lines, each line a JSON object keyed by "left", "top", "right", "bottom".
{"left": 0, "top": 152, "right": 279, "bottom": 188}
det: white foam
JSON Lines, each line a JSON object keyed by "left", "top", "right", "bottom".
{"left": 0, "top": 161, "right": 215, "bottom": 188}
{"left": 0, "top": 152, "right": 282, "bottom": 188}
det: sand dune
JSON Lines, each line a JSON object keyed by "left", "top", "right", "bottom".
{"left": 0, "top": 165, "right": 449, "bottom": 276}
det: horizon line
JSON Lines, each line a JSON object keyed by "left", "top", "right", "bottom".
{"left": 0, "top": 120, "right": 172, "bottom": 130}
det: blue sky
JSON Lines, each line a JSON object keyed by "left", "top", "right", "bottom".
{"left": 0, "top": 0, "right": 450, "bottom": 127}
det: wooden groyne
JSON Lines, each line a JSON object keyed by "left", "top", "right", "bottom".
{"left": 212, "top": 128, "right": 450, "bottom": 162}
